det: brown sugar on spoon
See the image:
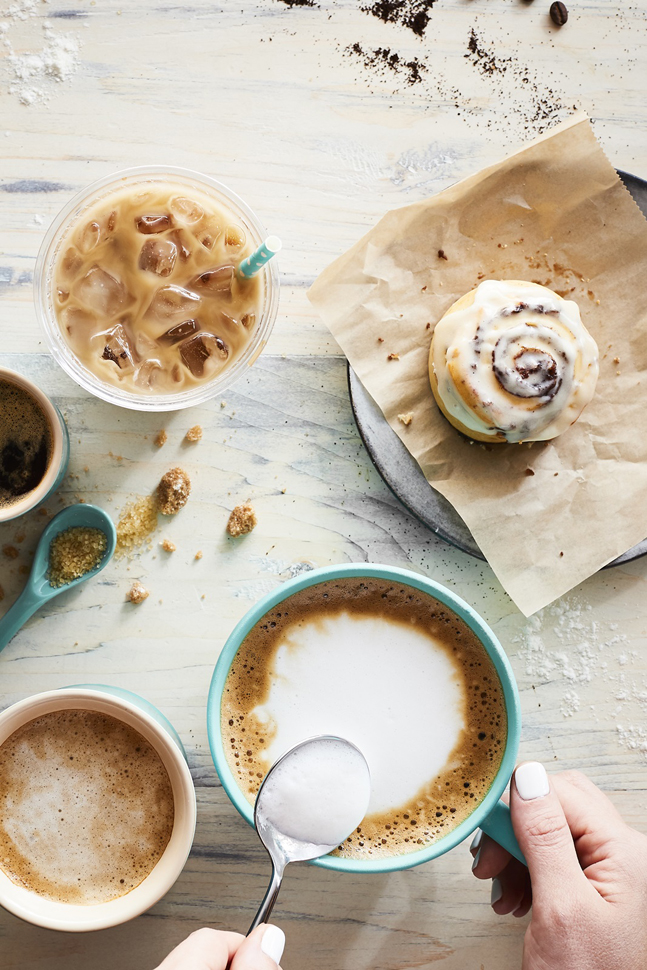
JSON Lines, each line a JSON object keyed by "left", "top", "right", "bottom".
{"left": 226, "top": 503, "right": 257, "bottom": 537}
{"left": 157, "top": 468, "right": 191, "bottom": 515}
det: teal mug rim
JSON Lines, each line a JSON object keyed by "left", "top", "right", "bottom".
{"left": 206, "top": 563, "right": 521, "bottom": 874}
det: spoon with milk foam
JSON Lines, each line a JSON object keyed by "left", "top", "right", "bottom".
{"left": 248, "top": 735, "right": 371, "bottom": 934}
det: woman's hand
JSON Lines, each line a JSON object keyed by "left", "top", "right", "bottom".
{"left": 471, "top": 763, "right": 647, "bottom": 970}
{"left": 153, "top": 924, "right": 285, "bottom": 970}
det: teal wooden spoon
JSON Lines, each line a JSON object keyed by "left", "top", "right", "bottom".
{"left": 0, "top": 503, "right": 116, "bottom": 654}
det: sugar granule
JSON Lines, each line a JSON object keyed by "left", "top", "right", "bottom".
{"left": 115, "top": 495, "right": 158, "bottom": 558}
{"left": 127, "top": 580, "right": 149, "bottom": 605}
{"left": 48, "top": 526, "right": 107, "bottom": 588}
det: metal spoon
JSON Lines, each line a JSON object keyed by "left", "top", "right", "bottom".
{"left": 248, "top": 735, "right": 371, "bottom": 934}
{"left": 0, "top": 503, "right": 116, "bottom": 654}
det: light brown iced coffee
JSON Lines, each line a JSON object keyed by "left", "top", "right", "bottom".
{"left": 52, "top": 182, "right": 263, "bottom": 394}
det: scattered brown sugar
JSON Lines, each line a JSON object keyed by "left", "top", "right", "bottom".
{"left": 387, "top": 353, "right": 400, "bottom": 361}
{"left": 185, "top": 425, "right": 202, "bottom": 442}
{"left": 194, "top": 550, "right": 203, "bottom": 560}
{"left": 127, "top": 580, "right": 149, "bottom": 604}
{"left": 157, "top": 468, "right": 191, "bottom": 515}
{"left": 3, "top": 545, "right": 19, "bottom": 559}
{"left": 15, "top": 533, "right": 25, "bottom": 544}
{"left": 48, "top": 526, "right": 108, "bottom": 588}
{"left": 161, "top": 538, "right": 176, "bottom": 553}
{"left": 226, "top": 503, "right": 257, "bottom": 538}
{"left": 398, "top": 413, "right": 414, "bottom": 426}
{"left": 154, "top": 430, "right": 168, "bottom": 448}
{"left": 438, "top": 249, "right": 448, "bottom": 260}
{"left": 116, "top": 495, "right": 158, "bottom": 559}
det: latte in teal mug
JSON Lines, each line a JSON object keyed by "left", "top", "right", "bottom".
{"left": 207, "top": 563, "right": 524, "bottom": 873}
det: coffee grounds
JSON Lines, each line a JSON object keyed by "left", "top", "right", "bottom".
{"left": 345, "top": 42, "right": 426, "bottom": 86}
{"left": 360, "top": 0, "right": 438, "bottom": 38}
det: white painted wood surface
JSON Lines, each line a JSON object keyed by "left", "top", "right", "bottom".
{"left": 1, "top": 2, "right": 647, "bottom": 968}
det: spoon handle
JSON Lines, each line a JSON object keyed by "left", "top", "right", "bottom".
{"left": 0, "top": 586, "right": 45, "bottom": 654}
{"left": 247, "top": 860, "right": 285, "bottom": 935}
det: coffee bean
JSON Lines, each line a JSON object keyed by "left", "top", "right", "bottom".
{"left": 550, "top": 1, "right": 568, "bottom": 25}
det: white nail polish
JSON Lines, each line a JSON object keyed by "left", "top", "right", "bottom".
{"left": 471, "top": 847, "right": 481, "bottom": 871}
{"left": 470, "top": 829, "right": 483, "bottom": 854}
{"left": 515, "top": 762, "right": 550, "bottom": 801}
{"left": 491, "top": 878, "right": 503, "bottom": 906}
{"left": 261, "top": 924, "right": 286, "bottom": 965}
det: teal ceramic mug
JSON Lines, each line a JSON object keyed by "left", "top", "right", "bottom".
{"left": 207, "top": 563, "right": 524, "bottom": 873}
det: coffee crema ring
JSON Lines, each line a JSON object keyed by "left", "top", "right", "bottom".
{"left": 428, "top": 280, "right": 599, "bottom": 444}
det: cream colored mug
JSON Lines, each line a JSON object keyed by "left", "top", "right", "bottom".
{"left": 0, "top": 686, "right": 196, "bottom": 931}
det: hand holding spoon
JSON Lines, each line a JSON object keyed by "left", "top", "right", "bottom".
{"left": 0, "top": 503, "right": 116, "bottom": 654}
{"left": 249, "top": 735, "right": 371, "bottom": 934}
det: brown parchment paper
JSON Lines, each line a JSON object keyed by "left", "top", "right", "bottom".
{"left": 308, "top": 114, "right": 647, "bottom": 616}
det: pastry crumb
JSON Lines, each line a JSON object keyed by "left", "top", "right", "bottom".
{"left": 185, "top": 425, "right": 202, "bottom": 442}
{"left": 157, "top": 467, "right": 191, "bottom": 515}
{"left": 377, "top": 337, "right": 384, "bottom": 343}
{"left": 613, "top": 357, "right": 620, "bottom": 365}
{"left": 387, "top": 353, "right": 400, "bottom": 361}
{"left": 154, "top": 430, "right": 168, "bottom": 447}
{"left": 398, "top": 412, "right": 414, "bottom": 426}
{"left": 220, "top": 400, "right": 226, "bottom": 408}
{"left": 3, "top": 545, "right": 18, "bottom": 559}
{"left": 194, "top": 550, "right": 203, "bottom": 560}
{"left": 161, "top": 538, "right": 176, "bottom": 553}
{"left": 128, "top": 580, "right": 149, "bottom": 604}
{"left": 226, "top": 503, "right": 257, "bottom": 538}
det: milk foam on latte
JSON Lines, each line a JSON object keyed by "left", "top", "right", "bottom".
{"left": 0, "top": 710, "right": 174, "bottom": 904}
{"left": 222, "top": 578, "right": 507, "bottom": 859}
{"left": 258, "top": 737, "right": 371, "bottom": 847}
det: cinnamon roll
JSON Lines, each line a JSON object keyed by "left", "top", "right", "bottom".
{"left": 428, "top": 280, "right": 599, "bottom": 444}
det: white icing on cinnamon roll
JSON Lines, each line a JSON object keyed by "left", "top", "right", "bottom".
{"left": 429, "top": 280, "right": 599, "bottom": 444}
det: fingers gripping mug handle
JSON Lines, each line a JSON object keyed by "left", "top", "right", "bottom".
{"left": 480, "top": 799, "right": 527, "bottom": 866}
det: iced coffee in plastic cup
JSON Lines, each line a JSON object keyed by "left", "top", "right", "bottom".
{"left": 35, "top": 168, "right": 279, "bottom": 411}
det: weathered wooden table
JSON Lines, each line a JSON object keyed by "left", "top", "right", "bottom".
{"left": 2, "top": 2, "right": 647, "bottom": 968}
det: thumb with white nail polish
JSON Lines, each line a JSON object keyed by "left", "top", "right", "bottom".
{"left": 230, "top": 924, "right": 285, "bottom": 969}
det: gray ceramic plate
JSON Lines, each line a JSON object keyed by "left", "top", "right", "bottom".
{"left": 348, "top": 170, "right": 647, "bottom": 568}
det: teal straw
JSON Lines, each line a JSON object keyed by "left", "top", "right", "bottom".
{"left": 237, "top": 235, "right": 282, "bottom": 279}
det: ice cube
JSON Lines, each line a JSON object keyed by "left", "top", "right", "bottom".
{"left": 147, "top": 285, "right": 201, "bottom": 324}
{"left": 170, "top": 196, "right": 204, "bottom": 225}
{"left": 134, "top": 329, "right": 158, "bottom": 357}
{"left": 241, "top": 312, "right": 256, "bottom": 330}
{"left": 139, "top": 238, "right": 178, "bottom": 277}
{"left": 159, "top": 319, "right": 200, "bottom": 343}
{"left": 60, "top": 305, "right": 96, "bottom": 337}
{"left": 224, "top": 225, "right": 246, "bottom": 253}
{"left": 60, "top": 246, "right": 83, "bottom": 281}
{"left": 192, "top": 265, "right": 234, "bottom": 298}
{"left": 99, "top": 323, "right": 137, "bottom": 370}
{"left": 179, "top": 332, "right": 229, "bottom": 378}
{"left": 75, "top": 264, "right": 131, "bottom": 317}
{"left": 135, "top": 214, "right": 173, "bottom": 234}
{"left": 56, "top": 287, "right": 69, "bottom": 305}
{"left": 78, "top": 220, "right": 101, "bottom": 255}
{"left": 107, "top": 209, "right": 117, "bottom": 232}
{"left": 170, "top": 228, "right": 192, "bottom": 261}
{"left": 194, "top": 217, "right": 222, "bottom": 250}
{"left": 134, "top": 358, "right": 163, "bottom": 388}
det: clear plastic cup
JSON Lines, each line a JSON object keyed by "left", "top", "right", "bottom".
{"left": 35, "top": 167, "right": 279, "bottom": 412}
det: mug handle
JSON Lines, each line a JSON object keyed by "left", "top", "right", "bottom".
{"left": 480, "top": 799, "right": 527, "bottom": 866}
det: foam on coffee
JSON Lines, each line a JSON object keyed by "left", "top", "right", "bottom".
{"left": 221, "top": 578, "right": 507, "bottom": 860}
{"left": 0, "top": 710, "right": 174, "bottom": 904}
{"left": 52, "top": 181, "right": 263, "bottom": 395}
{"left": 0, "top": 378, "right": 52, "bottom": 509}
